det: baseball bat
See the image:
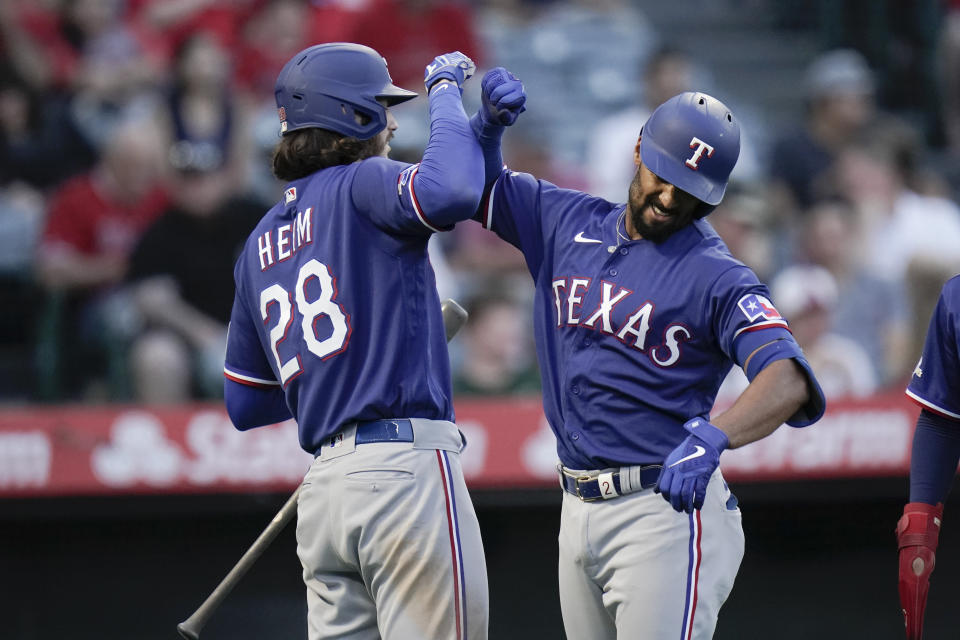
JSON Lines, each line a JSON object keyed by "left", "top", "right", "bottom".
{"left": 177, "top": 299, "right": 469, "bottom": 640}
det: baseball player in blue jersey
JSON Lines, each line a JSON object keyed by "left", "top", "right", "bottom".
{"left": 221, "top": 43, "right": 489, "bottom": 639}
{"left": 468, "top": 70, "right": 826, "bottom": 639}
{"left": 897, "top": 274, "right": 960, "bottom": 639}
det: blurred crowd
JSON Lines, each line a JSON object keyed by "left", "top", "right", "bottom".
{"left": 0, "top": 0, "right": 958, "bottom": 406}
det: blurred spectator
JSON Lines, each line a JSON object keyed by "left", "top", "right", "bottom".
{"left": 154, "top": 32, "right": 250, "bottom": 189}
{"left": 0, "top": 0, "right": 58, "bottom": 91}
{"left": 770, "top": 264, "right": 877, "bottom": 399}
{"left": 126, "top": 161, "right": 262, "bottom": 403}
{"left": 585, "top": 46, "right": 697, "bottom": 201}
{"left": 768, "top": 48, "right": 878, "bottom": 215}
{"left": 233, "top": 0, "right": 313, "bottom": 100}
{"left": 350, "top": 0, "right": 482, "bottom": 91}
{"left": 0, "top": 61, "right": 97, "bottom": 188}
{"left": 12, "top": 0, "right": 167, "bottom": 151}
{"left": 341, "top": 0, "right": 482, "bottom": 148}
{"left": 34, "top": 118, "right": 168, "bottom": 399}
{"left": 477, "top": 0, "right": 654, "bottom": 166}
{"left": 0, "top": 179, "right": 44, "bottom": 400}
{"left": 452, "top": 286, "right": 539, "bottom": 397}
{"left": 941, "top": 0, "right": 960, "bottom": 150}
{"left": 835, "top": 126, "right": 960, "bottom": 288}
{"left": 502, "top": 127, "right": 587, "bottom": 190}
{"left": 1, "top": 0, "right": 163, "bottom": 92}
{"left": 35, "top": 119, "right": 168, "bottom": 291}
{"left": 583, "top": 42, "right": 762, "bottom": 203}
{"left": 132, "top": 0, "right": 257, "bottom": 54}
{"left": 707, "top": 187, "right": 776, "bottom": 281}
{"left": 799, "top": 198, "right": 910, "bottom": 388}
{"left": 0, "top": 180, "right": 42, "bottom": 274}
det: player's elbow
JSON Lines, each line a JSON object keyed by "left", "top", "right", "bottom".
{"left": 424, "top": 175, "right": 484, "bottom": 223}
{"left": 226, "top": 404, "right": 260, "bottom": 431}
{"left": 224, "top": 379, "right": 291, "bottom": 431}
{"left": 786, "top": 375, "right": 811, "bottom": 416}
{"left": 445, "top": 179, "right": 484, "bottom": 218}
{"left": 414, "top": 150, "right": 485, "bottom": 224}
{"left": 774, "top": 359, "right": 811, "bottom": 409}
{"left": 225, "top": 392, "right": 263, "bottom": 431}
{"left": 780, "top": 358, "right": 826, "bottom": 427}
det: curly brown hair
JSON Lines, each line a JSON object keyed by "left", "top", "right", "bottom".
{"left": 272, "top": 128, "right": 384, "bottom": 181}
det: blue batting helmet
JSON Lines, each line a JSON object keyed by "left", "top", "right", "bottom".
{"left": 274, "top": 43, "right": 418, "bottom": 140}
{"left": 639, "top": 92, "right": 740, "bottom": 207}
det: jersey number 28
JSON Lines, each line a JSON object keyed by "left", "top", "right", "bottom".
{"left": 259, "top": 259, "right": 350, "bottom": 384}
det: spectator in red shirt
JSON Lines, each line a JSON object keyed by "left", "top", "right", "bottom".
{"left": 232, "top": 0, "right": 312, "bottom": 101}
{"left": 37, "top": 122, "right": 168, "bottom": 291}
{"left": 3, "top": 0, "right": 165, "bottom": 92}
{"left": 35, "top": 118, "right": 168, "bottom": 399}
{"left": 348, "top": 0, "right": 482, "bottom": 90}
{"left": 131, "top": 0, "right": 258, "bottom": 55}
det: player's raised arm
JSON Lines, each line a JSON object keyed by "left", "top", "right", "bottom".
{"left": 399, "top": 52, "right": 485, "bottom": 227}
{"left": 469, "top": 67, "right": 527, "bottom": 187}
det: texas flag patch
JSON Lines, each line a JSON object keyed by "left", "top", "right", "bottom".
{"left": 738, "top": 294, "right": 782, "bottom": 322}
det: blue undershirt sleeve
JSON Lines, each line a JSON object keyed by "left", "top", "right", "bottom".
{"left": 409, "top": 86, "right": 484, "bottom": 227}
{"left": 469, "top": 111, "right": 505, "bottom": 188}
{"left": 224, "top": 378, "right": 293, "bottom": 431}
{"left": 909, "top": 409, "right": 960, "bottom": 504}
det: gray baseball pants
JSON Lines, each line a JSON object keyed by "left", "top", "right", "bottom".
{"left": 558, "top": 468, "right": 744, "bottom": 639}
{"left": 296, "top": 419, "right": 488, "bottom": 640}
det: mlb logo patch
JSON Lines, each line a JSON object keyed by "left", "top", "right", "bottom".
{"left": 328, "top": 433, "right": 344, "bottom": 448}
{"left": 738, "top": 294, "right": 781, "bottom": 322}
{"left": 284, "top": 187, "right": 297, "bottom": 204}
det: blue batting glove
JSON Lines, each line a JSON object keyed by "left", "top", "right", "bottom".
{"left": 479, "top": 67, "right": 526, "bottom": 126}
{"left": 655, "top": 418, "right": 729, "bottom": 513}
{"left": 424, "top": 51, "right": 476, "bottom": 94}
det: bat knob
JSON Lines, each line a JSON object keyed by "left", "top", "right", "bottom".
{"left": 177, "top": 621, "right": 200, "bottom": 640}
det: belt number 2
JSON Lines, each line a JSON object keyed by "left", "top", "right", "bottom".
{"left": 259, "top": 259, "right": 350, "bottom": 384}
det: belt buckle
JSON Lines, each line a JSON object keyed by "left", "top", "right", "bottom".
{"left": 574, "top": 474, "right": 601, "bottom": 502}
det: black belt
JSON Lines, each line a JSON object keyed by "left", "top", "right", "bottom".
{"left": 559, "top": 464, "right": 662, "bottom": 501}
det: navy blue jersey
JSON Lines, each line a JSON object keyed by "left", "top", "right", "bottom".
{"left": 907, "top": 275, "right": 960, "bottom": 420}
{"left": 479, "top": 170, "right": 816, "bottom": 469}
{"left": 224, "top": 158, "right": 457, "bottom": 455}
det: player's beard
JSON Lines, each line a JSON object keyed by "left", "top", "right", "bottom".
{"left": 627, "top": 178, "right": 695, "bottom": 244}
{"left": 375, "top": 129, "right": 393, "bottom": 158}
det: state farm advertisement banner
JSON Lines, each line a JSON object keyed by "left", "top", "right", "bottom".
{"left": 0, "top": 394, "right": 918, "bottom": 497}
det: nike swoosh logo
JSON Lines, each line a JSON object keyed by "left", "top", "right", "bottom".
{"left": 574, "top": 232, "right": 602, "bottom": 243}
{"left": 668, "top": 445, "right": 706, "bottom": 468}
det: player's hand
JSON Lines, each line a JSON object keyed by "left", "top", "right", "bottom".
{"left": 479, "top": 67, "right": 526, "bottom": 126}
{"left": 897, "top": 502, "right": 943, "bottom": 639}
{"left": 655, "top": 418, "right": 729, "bottom": 513}
{"left": 424, "top": 52, "right": 476, "bottom": 94}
